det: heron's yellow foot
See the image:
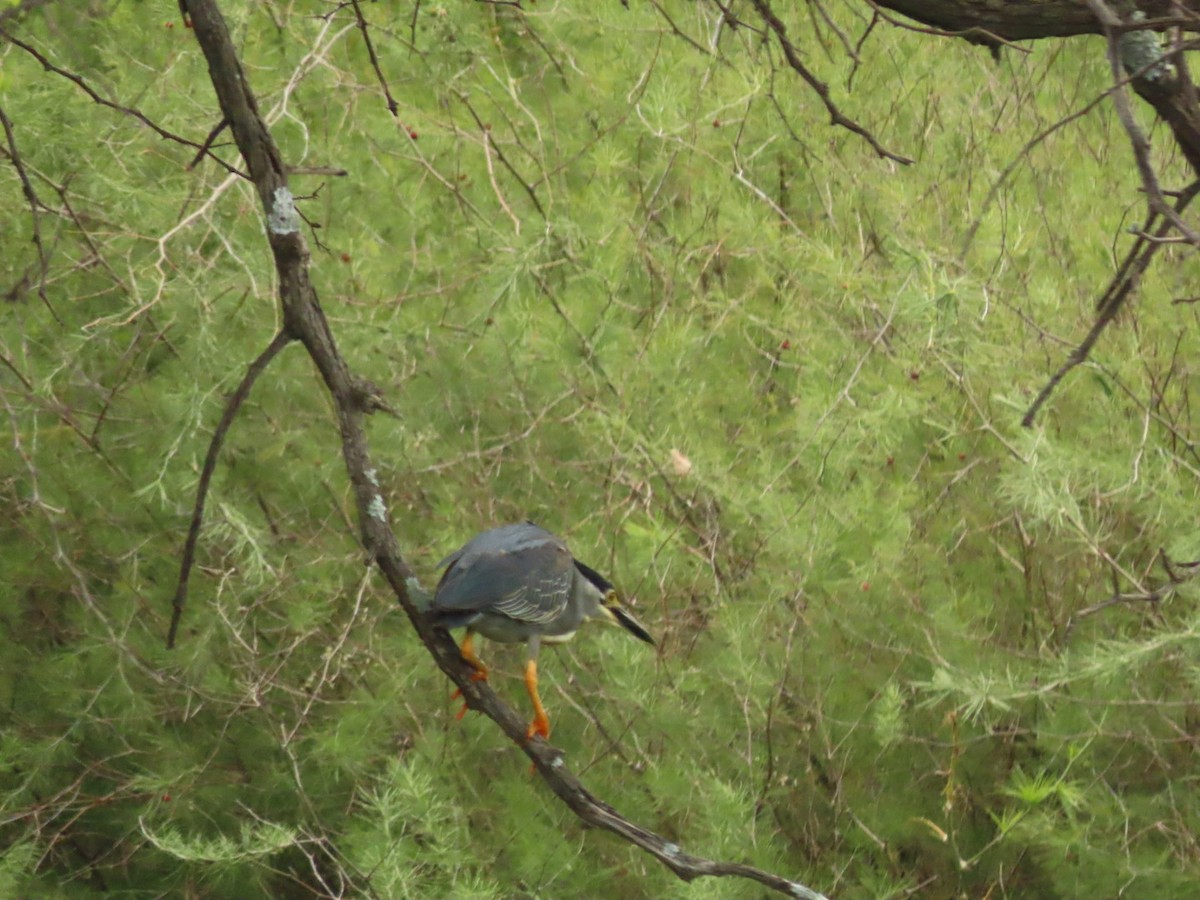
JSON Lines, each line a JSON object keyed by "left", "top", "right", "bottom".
{"left": 451, "top": 668, "right": 489, "bottom": 719}
{"left": 451, "top": 633, "right": 489, "bottom": 718}
{"left": 450, "top": 666, "right": 489, "bottom": 698}
{"left": 525, "top": 711, "right": 551, "bottom": 741}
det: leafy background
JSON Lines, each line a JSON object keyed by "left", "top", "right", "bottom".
{"left": 2, "top": 2, "right": 1199, "bottom": 898}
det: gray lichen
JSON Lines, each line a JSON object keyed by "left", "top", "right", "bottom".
{"left": 406, "top": 576, "right": 433, "bottom": 611}
{"left": 1118, "top": 12, "right": 1174, "bottom": 84}
{"left": 788, "top": 882, "right": 831, "bottom": 900}
{"left": 267, "top": 186, "right": 300, "bottom": 235}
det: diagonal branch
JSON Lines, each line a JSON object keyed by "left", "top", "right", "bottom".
{"left": 176, "top": 1, "right": 830, "bottom": 897}
{"left": 1084, "top": 0, "right": 1199, "bottom": 243}
{"left": 1022, "top": 181, "right": 1200, "bottom": 426}
{"left": 0, "top": 27, "right": 245, "bottom": 177}
{"left": 346, "top": 0, "right": 400, "bottom": 117}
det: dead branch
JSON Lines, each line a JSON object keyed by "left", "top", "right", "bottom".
{"left": 347, "top": 0, "right": 399, "bottom": 117}
{"left": 1065, "top": 550, "right": 1200, "bottom": 638}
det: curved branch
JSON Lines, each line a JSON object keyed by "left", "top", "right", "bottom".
{"left": 168, "top": 329, "right": 292, "bottom": 649}
{"left": 0, "top": 100, "right": 57, "bottom": 322}
{"left": 177, "top": 2, "right": 830, "bottom": 897}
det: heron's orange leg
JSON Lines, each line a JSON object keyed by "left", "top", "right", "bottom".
{"left": 523, "top": 657, "right": 551, "bottom": 741}
{"left": 459, "top": 632, "right": 489, "bottom": 680}
{"left": 452, "top": 632, "right": 489, "bottom": 720}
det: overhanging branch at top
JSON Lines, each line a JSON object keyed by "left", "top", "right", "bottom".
{"left": 874, "top": 0, "right": 1200, "bottom": 42}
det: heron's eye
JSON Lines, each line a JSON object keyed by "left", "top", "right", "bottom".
{"left": 604, "top": 588, "right": 621, "bottom": 606}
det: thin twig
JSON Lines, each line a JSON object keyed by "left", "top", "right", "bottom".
{"left": 0, "top": 27, "right": 246, "bottom": 178}
{"left": 409, "top": 0, "right": 422, "bottom": 47}
{"left": 455, "top": 91, "right": 547, "bottom": 220}
{"left": 649, "top": 0, "right": 720, "bottom": 58}
{"left": 1064, "top": 550, "right": 1200, "bottom": 638}
{"left": 0, "top": 101, "right": 58, "bottom": 322}
{"left": 348, "top": 0, "right": 399, "bottom": 116}
{"left": 187, "top": 117, "right": 230, "bottom": 171}
{"left": 746, "top": 0, "right": 912, "bottom": 164}
{"left": 961, "top": 95, "right": 1109, "bottom": 257}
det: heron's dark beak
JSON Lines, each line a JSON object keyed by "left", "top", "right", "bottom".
{"left": 605, "top": 604, "right": 655, "bottom": 644}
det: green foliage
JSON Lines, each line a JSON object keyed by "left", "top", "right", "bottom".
{"left": 2, "top": 1, "right": 1200, "bottom": 898}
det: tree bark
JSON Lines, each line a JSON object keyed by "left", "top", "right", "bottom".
{"left": 875, "top": 0, "right": 1200, "bottom": 41}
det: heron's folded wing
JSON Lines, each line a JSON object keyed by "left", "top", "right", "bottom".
{"left": 433, "top": 536, "right": 573, "bottom": 623}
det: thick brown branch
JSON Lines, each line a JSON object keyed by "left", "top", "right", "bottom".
{"left": 178, "top": 2, "right": 828, "bottom": 896}
{"left": 1126, "top": 36, "right": 1200, "bottom": 177}
{"left": 1085, "top": 0, "right": 1198, "bottom": 241}
{"left": 872, "top": 0, "right": 1200, "bottom": 42}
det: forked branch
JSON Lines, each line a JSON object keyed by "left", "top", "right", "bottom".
{"left": 175, "top": 1, "right": 829, "bottom": 897}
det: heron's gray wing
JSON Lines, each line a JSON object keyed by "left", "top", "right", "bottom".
{"left": 433, "top": 529, "right": 573, "bottom": 625}
{"left": 435, "top": 522, "right": 557, "bottom": 574}
{"left": 434, "top": 546, "right": 466, "bottom": 579}
{"left": 489, "top": 553, "right": 573, "bottom": 625}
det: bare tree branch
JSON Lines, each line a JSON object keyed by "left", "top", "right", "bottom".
{"left": 1085, "top": 0, "right": 1200, "bottom": 241}
{"left": 175, "top": 1, "right": 830, "bottom": 896}
{"left": 347, "top": 0, "right": 399, "bottom": 117}
{"left": 1065, "top": 549, "right": 1200, "bottom": 638}
{"left": 1021, "top": 3, "right": 1200, "bottom": 424}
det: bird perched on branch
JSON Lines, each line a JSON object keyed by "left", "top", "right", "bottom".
{"left": 429, "top": 522, "right": 654, "bottom": 740}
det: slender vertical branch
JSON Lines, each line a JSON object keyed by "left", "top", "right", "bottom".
{"left": 168, "top": 328, "right": 292, "bottom": 649}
